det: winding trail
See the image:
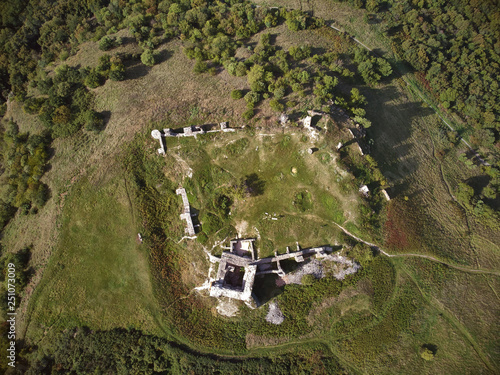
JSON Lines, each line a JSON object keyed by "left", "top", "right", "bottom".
{"left": 333, "top": 223, "right": 500, "bottom": 277}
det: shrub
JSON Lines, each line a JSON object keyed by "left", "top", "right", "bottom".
{"left": 293, "top": 191, "right": 313, "bottom": 212}
{"left": 99, "top": 36, "right": 115, "bottom": 51}
{"left": 59, "top": 50, "right": 69, "bottom": 61}
{"left": 193, "top": 60, "right": 208, "bottom": 74}
{"left": 269, "top": 99, "right": 284, "bottom": 112}
{"left": 243, "top": 109, "right": 254, "bottom": 120}
{"left": 141, "top": 49, "right": 156, "bottom": 66}
{"left": 244, "top": 91, "right": 260, "bottom": 107}
{"left": 83, "top": 110, "right": 104, "bottom": 132}
{"left": 201, "top": 213, "right": 222, "bottom": 235}
{"left": 196, "top": 232, "right": 208, "bottom": 244}
{"left": 226, "top": 138, "right": 249, "bottom": 156}
{"left": 231, "top": 90, "right": 243, "bottom": 100}
{"left": 301, "top": 274, "right": 315, "bottom": 285}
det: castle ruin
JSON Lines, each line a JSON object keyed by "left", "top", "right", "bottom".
{"left": 209, "top": 238, "right": 332, "bottom": 304}
{"left": 176, "top": 188, "right": 196, "bottom": 236}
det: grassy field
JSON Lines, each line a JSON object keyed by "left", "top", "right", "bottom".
{"left": 251, "top": 1, "right": 500, "bottom": 269}
{"left": 1, "top": 2, "right": 497, "bottom": 373}
{"left": 21, "top": 173, "right": 169, "bottom": 342}
{"left": 169, "top": 130, "right": 357, "bottom": 259}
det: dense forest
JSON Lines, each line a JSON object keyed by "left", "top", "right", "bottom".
{"left": 332, "top": 0, "right": 500, "bottom": 223}
{"left": 16, "top": 327, "right": 344, "bottom": 374}
{"left": 333, "top": 0, "right": 500, "bottom": 141}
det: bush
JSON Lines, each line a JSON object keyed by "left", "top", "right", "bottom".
{"left": 301, "top": 274, "right": 315, "bottom": 285}
{"left": 243, "top": 109, "right": 255, "bottom": 120}
{"left": 99, "top": 36, "right": 115, "bottom": 51}
{"left": 141, "top": 49, "right": 156, "bottom": 66}
{"left": 269, "top": 99, "right": 284, "bottom": 112}
{"left": 231, "top": 89, "right": 243, "bottom": 100}
{"left": 82, "top": 110, "right": 104, "bottom": 132}
{"left": 244, "top": 91, "right": 260, "bottom": 107}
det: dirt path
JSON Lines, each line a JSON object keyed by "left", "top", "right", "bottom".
{"left": 401, "top": 265, "right": 496, "bottom": 372}
{"left": 333, "top": 223, "right": 500, "bottom": 277}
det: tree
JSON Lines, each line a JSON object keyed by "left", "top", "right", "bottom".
{"left": 274, "top": 86, "right": 285, "bottom": 99}
{"left": 376, "top": 57, "right": 393, "bottom": 77}
{"left": 109, "top": 58, "right": 125, "bottom": 81}
{"left": 288, "top": 45, "right": 311, "bottom": 60}
{"left": 84, "top": 69, "right": 103, "bottom": 88}
{"left": 244, "top": 91, "right": 260, "bottom": 108}
{"left": 366, "top": 0, "right": 380, "bottom": 13}
{"left": 456, "top": 182, "right": 474, "bottom": 207}
{"left": 141, "top": 49, "right": 156, "bottom": 66}
{"left": 247, "top": 64, "right": 266, "bottom": 92}
{"left": 350, "top": 88, "right": 366, "bottom": 106}
{"left": 99, "top": 36, "right": 114, "bottom": 51}
{"left": 52, "top": 105, "right": 71, "bottom": 125}
{"left": 269, "top": 99, "right": 284, "bottom": 112}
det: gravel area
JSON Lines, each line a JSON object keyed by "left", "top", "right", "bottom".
{"left": 216, "top": 298, "right": 239, "bottom": 317}
{"left": 283, "top": 254, "right": 360, "bottom": 285}
{"left": 265, "top": 301, "right": 285, "bottom": 325}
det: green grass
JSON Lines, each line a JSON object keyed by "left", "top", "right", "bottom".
{"left": 174, "top": 131, "right": 358, "bottom": 258}
{"left": 4, "top": 4, "right": 497, "bottom": 373}
{"left": 24, "top": 174, "right": 167, "bottom": 342}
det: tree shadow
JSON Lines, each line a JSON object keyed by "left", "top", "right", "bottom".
{"left": 125, "top": 62, "right": 149, "bottom": 80}
{"left": 118, "top": 36, "right": 135, "bottom": 46}
{"left": 371, "top": 48, "right": 386, "bottom": 57}
{"left": 155, "top": 48, "right": 172, "bottom": 64}
{"left": 362, "top": 84, "right": 435, "bottom": 179}
{"left": 466, "top": 175, "right": 490, "bottom": 196}
{"left": 245, "top": 173, "right": 265, "bottom": 196}
{"left": 99, "top": 110, "right": 111, "bottom": 131}
{"left": 422, "top": 343, "right": 438, "bottom": 355}
{"left": 310, "top": 46, "right": 327, "bottom": 57}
